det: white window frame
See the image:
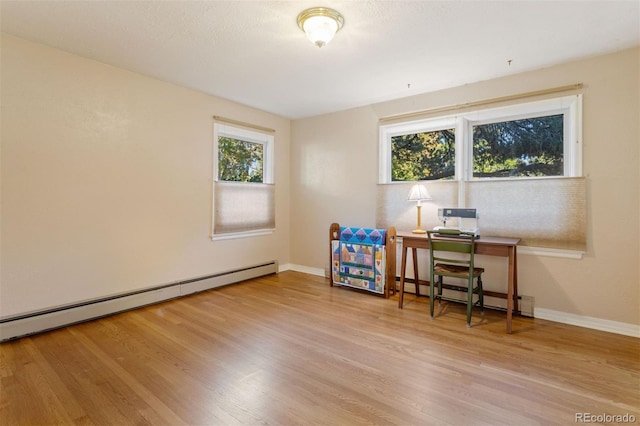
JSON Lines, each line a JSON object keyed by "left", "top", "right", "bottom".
{"left": 379, "top": 95, "right": 582, "bottom": 183}
{"left": 379, "top": 116, "right": 458, "bottom": 183}
{"left": 213, "top": 123, "right": 274, "bottom": 184}
{"left": 212, "top": 122, "right": 275, "bottom": 240}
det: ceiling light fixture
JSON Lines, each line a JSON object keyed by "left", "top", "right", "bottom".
{"left": 297, "top": 7, "right": 344, "bottom": 48}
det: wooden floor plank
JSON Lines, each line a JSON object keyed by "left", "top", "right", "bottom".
{"left": 1, "top": 271, "right": 638, "bottom": 425}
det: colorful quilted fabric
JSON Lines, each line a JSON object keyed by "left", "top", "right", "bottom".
{"left": 333, "top": 227, "right": 388, "bottom": 294}
{"left": 339, "top": 227, "right": 387, "bottom": 245}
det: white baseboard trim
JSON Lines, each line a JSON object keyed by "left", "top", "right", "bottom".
{"left": 282, "top": 267, "right": 639, "bottom": 338}
{"left": 282, "top": 264, "right": 325, "bottom": 277}
{"left": 534, "top": 308, "right": 640, "bottom": 338}
{"left": 0, "top": 262, "right": 278, "bottom": 342}
{"left": 278, "top": 263, "right": 293, "bottom": 272}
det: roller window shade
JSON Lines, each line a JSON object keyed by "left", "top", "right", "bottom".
{"left": 213, "top": 181, "right": 275, "bottom": 235}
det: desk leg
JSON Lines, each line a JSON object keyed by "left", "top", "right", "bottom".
{"left": 513, "top": 245, "right": 519, "bottom": 313}
{"left": 506, "top": 245, "right": 516, "bottom": 334}
{"left": 398, "top": 246, "right": 408, "bottom": 309}
{"left": 412, "top": 247, "right": 420, "bottom": 297}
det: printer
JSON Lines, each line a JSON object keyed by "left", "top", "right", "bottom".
{"left": 433, "top": 208, "right": 480, "bottom": 237}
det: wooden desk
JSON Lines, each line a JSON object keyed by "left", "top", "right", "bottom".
{"left": 397, "top": 231, "right": 520, "bottom": 333}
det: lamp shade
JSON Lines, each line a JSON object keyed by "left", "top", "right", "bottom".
{"left": 297, "top": 7, "right": 344, "bottom": 48}
{"left": 407, "top": 184, "right": 432, "bottom": 202}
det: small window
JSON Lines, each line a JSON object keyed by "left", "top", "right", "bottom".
{"left": 212, "top": 122, "right": 275, "bottom": 239}
{"left": 391, "top": 128, "right": 456, "bottom": 181}
{"left": 472, "top": 114, "right": 564, "bottom": 178}
{"left": 379, "top": 116, "right": 457, "bottom": 183}
{"left": 215, "top": 124, "right": 273, "bottom": 184}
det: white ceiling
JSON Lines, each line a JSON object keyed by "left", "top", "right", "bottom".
{"left": 1, "top": 1, "right": 639, "bottom": 119}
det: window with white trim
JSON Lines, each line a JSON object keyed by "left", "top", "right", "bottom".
{"left": 380, "top": 95, "right": 582, "bottom": 183}
{"left": 378, "top": 95, "right": 586, "bottom": 252}
{"left": 212, "top": 122, "right": 275, "bottom": 239}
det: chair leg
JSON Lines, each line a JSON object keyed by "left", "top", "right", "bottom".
{"left": 437, "top": 276, "right": 443, "bottom": 305}
{"left": 466, "top": 277, "right": 474, "bottom": 327}
{"left": 429, "top": 271, "right": 435, "bottom": 319}
{"left": 478, "top": 275, "right": 484, "bottom": 315}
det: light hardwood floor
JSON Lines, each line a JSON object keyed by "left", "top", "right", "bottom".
{"left": 1, "top": 271, "right": 638, "bottom": 425}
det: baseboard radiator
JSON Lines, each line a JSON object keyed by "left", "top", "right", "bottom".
{"left": 399, "top": 279, "right": 534, "bottom": 317}
{"left": 0, "top": 261, "right": 278, "bottom": 342}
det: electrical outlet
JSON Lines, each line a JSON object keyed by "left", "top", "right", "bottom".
{"left": 520, "top": 295, "right": 535, "bottom": 317}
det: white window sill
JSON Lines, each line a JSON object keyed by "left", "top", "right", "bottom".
{"left": 517, "top": 245, "right": 584, "bottom": 259}
{"left": 210, "top": 229, "right": 275, "bottom": 241}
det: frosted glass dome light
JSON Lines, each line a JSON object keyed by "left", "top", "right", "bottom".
{"left": 297, "top": 7, "right": 344, "bottom": 48}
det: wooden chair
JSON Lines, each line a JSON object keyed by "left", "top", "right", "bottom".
{"left": 427, "top": 229, "right": 484, "bottom": 327}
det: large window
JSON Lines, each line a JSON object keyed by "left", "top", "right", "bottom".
{"left": 379, "top": 95, "right": 582, "bottom": 183}
{"left": 378, "top": 95, "right": 585, "bottom": 252}
{"left": 212, "top": 122, "right": 275, "bottom": 239}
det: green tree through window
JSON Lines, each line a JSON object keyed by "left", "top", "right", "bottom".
{"left": 473, "top": 114, "right": 563, "bottom": 177}
{"left": 391, "top": 129, "right": 455, "bottom": 181}
{"left": 217, "top": 137, "right": 263, "bottom": 182}
{"left": 381, "top": 95, "right": 580, "bottom": 183}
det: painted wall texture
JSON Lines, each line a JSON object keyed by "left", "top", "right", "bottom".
{"left": 2, "top": 32, "right": 638, "bottom": 330}
{"left": 1, "top": 34, "right": 291, "bottom": 318}
{"left": 291, "top": 47, "right": 639, "bottom": 327}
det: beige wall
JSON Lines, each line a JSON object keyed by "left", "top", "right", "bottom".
{"left": 290, "top": 106, "right": 380, "bottom": 248}
{"left": 2, "top": 32, "right": 638, "bottom": 329}
{"left": 0, "top": 34, "right": 291, "bottom": 318}
{"left": 291, "top": 47, "right": 640, "bottom": 326}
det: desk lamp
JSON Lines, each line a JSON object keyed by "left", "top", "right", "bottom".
{"left": 408, "top": 184, "right": 432, "bottom": 234}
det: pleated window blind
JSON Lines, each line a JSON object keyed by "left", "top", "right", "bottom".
{"left": 377, "top": 181, "right": 459, "bottom": 232}
{"left": 376, "top": 178, "right": 586, "bottom": 251}
{"left": 466, "top": 177, "right": 586, "bottom": 250}
{"left": 213, "top": 181, "right": 275, "bottom": 235}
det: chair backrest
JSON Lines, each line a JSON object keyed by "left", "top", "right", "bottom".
{"left": 426, "top": 230, "right": 477, "bottom": 268}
